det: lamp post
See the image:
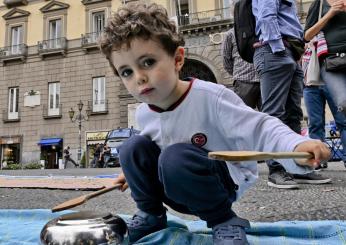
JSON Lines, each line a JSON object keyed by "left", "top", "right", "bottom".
{"left": 68, "top": 100, "right": 91, "bottom": 167}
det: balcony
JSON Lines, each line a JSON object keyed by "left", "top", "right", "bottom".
{"left": 4, "top": 0, "right": 28, "bottom": 8}
{"left": 37, "top": 37, "right": 67, "bottom": 57}
{"left": 0, "top": 44, "right": 28, "bottom": 63}
{"left": 81, "top": 32, "right": 102, "bottom": 51}
{"left": 43, "top": 104, "right": 62, "bottom": 119}
{"left": 2, "top": 109, "right": 20, "bottom": 123}
{"left": 88, "top": 99, "right": 108, "bottom": 115}
{"left": 177, "top": 7, "right": 231, "bottom": 28}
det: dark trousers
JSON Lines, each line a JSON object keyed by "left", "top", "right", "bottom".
{"left": 119, "top": 135, "right": 238, "bottom": 227}
{"left": 254, "top": 44, "right": 304, "bottom": 171}
{"left": 64, "top": 157, "right": 77, "bottom": 168}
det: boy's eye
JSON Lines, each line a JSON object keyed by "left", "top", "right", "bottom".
{"left": 143, "top": 58, "right": 156, "bottom": 68}
{"left": 120, "top": 69, "right": 133, "bottom": 78}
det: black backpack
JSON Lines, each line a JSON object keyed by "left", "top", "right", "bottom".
{"left": 234, "top": 0, "right": 257, "bottom": 63}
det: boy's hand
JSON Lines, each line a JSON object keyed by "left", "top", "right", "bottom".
{"left": 113, "top": 172, "right": 128, "bottom": 192}
{"left": 294, "top": 140, "right": 331, "bottom": 168}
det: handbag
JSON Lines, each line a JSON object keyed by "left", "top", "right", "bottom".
{"left": 325, "top": 53, "right": 346, "bottom": 71}
{"left": 303, "top": 42, "right": 324, "bottom": 86}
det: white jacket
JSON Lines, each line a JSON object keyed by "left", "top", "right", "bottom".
{"left": 136, "top": 79, "right": 312, "bottom": 199}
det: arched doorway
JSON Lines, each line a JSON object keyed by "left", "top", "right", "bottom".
{"left": 180, "top": 58, "right": 217, "bottom": 83}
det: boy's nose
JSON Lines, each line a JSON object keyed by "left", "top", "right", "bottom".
{"left": 135, "top": 72, "right": 148, "bottom": 85}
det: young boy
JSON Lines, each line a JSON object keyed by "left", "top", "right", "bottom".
{"left": 99, "top": 3, "right": 330, "bottom": 245}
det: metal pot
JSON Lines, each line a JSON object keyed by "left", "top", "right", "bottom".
{"left": 40, "top": 211, "right": 128, "bottom": 245}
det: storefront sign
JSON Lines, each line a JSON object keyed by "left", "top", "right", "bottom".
{"left": 86, "top": 131, "right": 108, "bottom": 141}
{"left": 0, "top": 136, "right": 21, "bottom": 145}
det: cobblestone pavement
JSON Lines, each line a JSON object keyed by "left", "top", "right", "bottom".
{"left": 1, "top": 161, "right": 345, "bottom": 222}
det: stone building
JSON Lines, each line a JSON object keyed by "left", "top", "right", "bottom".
{"left": 0, "top": 0, "right": 313, "bottom": 168}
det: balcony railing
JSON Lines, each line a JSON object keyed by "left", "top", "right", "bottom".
{"left": 4, "top": 0, "right": 28, "bottom": 8}
{"left": 81, "top": 32, "right": 102, "bottom": 47}
{"left": 37, "top": 37, "right": 67, "bottom": 56}
{"left": 88, "top": 99, "right": 108, "bottom": 114}
{"left": 43, "top": 104, "right": 62, "bottom": 119}
{"left": 177, "top": 7, "right": 231, "bottom": 26}
{"left": 2, "top": 109, "right": 20, "bottom": 123}
{"left": 0, "top": 44, "right": 28, "bottom": 62}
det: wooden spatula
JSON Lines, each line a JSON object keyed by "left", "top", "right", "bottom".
{"left": 51, "top": 184, "right": 122, "bottom": 212}
{"left": 208, "top": 151, "right": 313, "bottom": 165}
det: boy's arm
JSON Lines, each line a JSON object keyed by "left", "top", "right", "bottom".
{"left": 293, "top": 140, "right": 331, "bottom": 168}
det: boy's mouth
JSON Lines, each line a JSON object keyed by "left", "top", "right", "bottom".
{"left": 140, "top": 88, "right": 154, "bottom": 95}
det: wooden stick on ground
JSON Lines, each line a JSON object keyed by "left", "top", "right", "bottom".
{"left": 208, "top": 151, "right": 313, "bottom": 165}
{"left": 51, "top": 184, "right": 122, "bottom": 212}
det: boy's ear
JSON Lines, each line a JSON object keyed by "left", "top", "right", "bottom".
{"left": 174, "top": 46, "right": 185, "bottom": 71}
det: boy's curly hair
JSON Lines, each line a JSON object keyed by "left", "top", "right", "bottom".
{"left": 99, "top": 3, "right": 185, "bottom": 75}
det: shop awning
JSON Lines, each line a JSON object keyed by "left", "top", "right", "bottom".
{"left": 38, "top": 138, "right": 62, "bottom": 146}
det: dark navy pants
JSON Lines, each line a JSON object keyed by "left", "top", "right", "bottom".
{"left": 119, "top": 135, "right": 238, "bottom": 227}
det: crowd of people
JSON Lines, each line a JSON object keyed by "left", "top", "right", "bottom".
{"left": 91, "top": 143, "right": 111, "bottom": 168}
{"left": 223, "top": 0, "right": 346, "bottom": 191}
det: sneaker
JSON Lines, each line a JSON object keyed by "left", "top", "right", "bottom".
{"left": 292, "top": 172, "right": 332, "bottom": 184}
{"left": 126, "top": 210, "right": 167, "bottom": 244}
{"left": 267, "top": 169, "right": 299, "bottom": 189}
{"left": 212, "top": 216, "right": 250, "bottom": 245}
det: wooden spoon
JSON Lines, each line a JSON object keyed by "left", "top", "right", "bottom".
{"left": 51, "top": 184, "right": 122, "bottom": 212}
{"left": 208, "top": 151, "right": 313, "bottom": 165}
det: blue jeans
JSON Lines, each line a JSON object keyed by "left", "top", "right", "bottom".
{"left": 320, "top": 61, "right": 346, "bottom": 116}
{"left": 253, "top": 45, "right": 304, "bottom": 170}
{"left": 119, "top": 135, "right": 237, "bottom": 227}
{"left": 304, "top": 85, "right": 346, "bottom": 162}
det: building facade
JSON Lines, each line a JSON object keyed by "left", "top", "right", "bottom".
{"left": 0, "top": 0, "right": 240, "bottom": 168}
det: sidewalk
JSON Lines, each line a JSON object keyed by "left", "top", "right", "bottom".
{"left": 0, "top": 162, "right": 345, "bottom": 222}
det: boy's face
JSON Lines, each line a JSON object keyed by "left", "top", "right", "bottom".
{"left": 110, "top": 38, "right": 185, "bottom": 109}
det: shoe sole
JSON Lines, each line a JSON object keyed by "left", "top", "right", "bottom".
{"left": 267, "top": 181, "right": 299, "bottom": 189}
{"left": 294, "top": 179, "right": 332, "bottom": 184}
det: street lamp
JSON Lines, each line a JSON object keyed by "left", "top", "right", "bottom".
{"left": 68, "top": 100, "right": 91, "bottom": 167}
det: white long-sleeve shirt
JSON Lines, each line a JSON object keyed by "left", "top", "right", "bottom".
{"left": 136, "top": 79, "right": 312, "bottom": 199}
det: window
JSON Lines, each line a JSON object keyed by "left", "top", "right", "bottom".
{"left": 48, "top": 82, "right": 60, "bottom": 116}
{"left": 8, "top": 87, "right": 19, "bottom": 120}
{"left": 10, "top": 25, "right": 22, "bottom": 55}
{"left": 92, "top": 77, "right": 106, "bottom": 112}
{"left": 91, "top": 11, "right": 105, "bottom": 42}
{"left": 48, "top": 19, "right": 62, "bottom": 48}
{"left": 92, "top": 11, "right": 105, "bottom": 34}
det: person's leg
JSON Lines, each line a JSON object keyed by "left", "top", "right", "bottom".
{"left": 253, "top": 45, "right": 299, "bottom": 188}
{"left": 324, "top": 85, "right": 346, "bottom": 162}
{"left": 284, "top": 63, "right": 304, "bottom": 134}
{"left": 64, "top": 158, "right": 67, "bottom": 169}
{"left": 119, "top": 135, "right": 167, "bottom": 243}
{"left": 233, "top": 80, "right": 261, "bottom": 110}
{"left": 304, "top": 86, "right": 326, "bottom": 140}
{"left": 69, "top": 157, "right": 78, "bottom": 167}
{"left": 158, "top": 143, "right": 249, "bottom": 244}
{"left": 320, "top": 62, "right": 346, "bottom": 116}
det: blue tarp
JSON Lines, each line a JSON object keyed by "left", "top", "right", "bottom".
{"left": 37, "top": 138, "right": 62, "bottom": 146}
{"left": 1, "top": 209, "right": 346, "bottom": 244}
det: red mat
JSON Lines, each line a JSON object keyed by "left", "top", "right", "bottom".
{"left": 0, "top": 177, "right": 114, "bottom": 190}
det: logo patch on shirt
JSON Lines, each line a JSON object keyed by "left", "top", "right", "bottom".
{"left": 191, "top": 133, "right": 207, "bottom": 147}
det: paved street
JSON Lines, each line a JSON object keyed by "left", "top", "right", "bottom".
{"left": 1, "top": 162, "right": 346, "bottom": 222}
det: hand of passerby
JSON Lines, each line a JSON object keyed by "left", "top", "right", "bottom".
{"left": 327, "top": 0, "right": 345, "bottom": 15}
{"left": 293, "top": 140, "right": 331, "bottom": 168}
{"left": 113, "top": 172, "right": 128, "bottom": 192}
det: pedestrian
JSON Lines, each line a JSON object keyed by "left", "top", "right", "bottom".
{"left": 304, "top": 0, "right": 346, "bottom": 115}
{"left": 101, "top": 143, "right": 111, "bottom": 168}
{"left": 99, "top": 3, "right": 330, "bottom": 244}
{"left": 63, "top": 146, "right": 78, "bottom": 168}
{"left": 93, "top": 143, "right": 103, "bottom": 168}
{"left": 303, "top": 85, "right": 346, "bottom": 168}
{"left": 252, "top": 0, "right": 331, "bottom": 189}
{"left": 222, "top": 27, "right": 261, "bottom": 110}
